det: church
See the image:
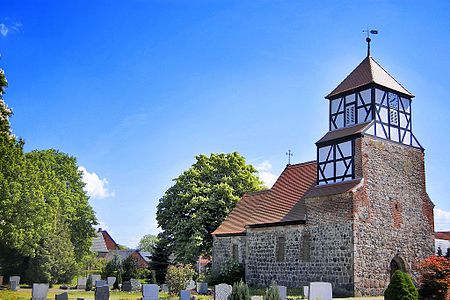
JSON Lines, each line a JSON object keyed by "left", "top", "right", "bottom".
{"left": 211, "top": 41, "right": 435, "bottom": 296}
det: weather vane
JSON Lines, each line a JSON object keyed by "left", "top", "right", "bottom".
{"left": 286, "top": 149, "right": 293, "bottom": 165}
{"left": 363, "top": 28, "right": 378, "bottom": 57}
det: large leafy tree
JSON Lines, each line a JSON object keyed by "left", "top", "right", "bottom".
{"left": 156, "top": 152, "right": 264, "bottom": 263}
{"left": 138, "top": 234, "right": 159, "bottom": 253}
{"left": 0, "top": 68, "right": 97, "bottom": 283}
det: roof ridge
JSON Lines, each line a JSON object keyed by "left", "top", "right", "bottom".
{"left": 286, "top": 160, "right": 316, "bottom": 168}
{"left": 369, "top": 56, "right": 414, "bottom": 97}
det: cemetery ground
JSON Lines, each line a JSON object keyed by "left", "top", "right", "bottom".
{"left": 0, "top": 285, "right": 384, "bottom": 300}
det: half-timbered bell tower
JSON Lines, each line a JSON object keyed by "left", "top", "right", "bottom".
{"left": 316, "top": 53, "right": 422, "bottom": 185}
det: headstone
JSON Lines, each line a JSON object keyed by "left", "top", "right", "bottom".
{"left": 9, "top": 276, "right": 20, "bottom": 285}
{"left": 122, "top": 281, "right": 132, "bottom": 292}
{"left": 197, "top": 282, "right": 208, "bottom": 295}
{"left": 278, "top": 285, "right": 287, "bottom": 300}
{"left": 77, "top": 298, "right": 85, "bottom": 300}
{"left": 32, "top": 283, "right": 49, "bottom": 300}
{"left": 107, "top": 277, "right": 116, "bottom": 287}
{"left": 303, "top": 286, "right": 309, "bottom": 298}
{"left": 95, "top": 280, "right": 107, "bottom": 287}
{"left": 142, "top": 284, "right": 159, "bottom": 300}
{"left": 55, "top": 292, "right": 69, "bottom": 300}
{"left": 77, "top": 277, "right": 87, "bottom": 289}
{"left": 215, "top": 283, "right": 232, "bottom": 300}
{"left": 251, "top": 296, "right": 263, "bottom": 300}
{"left": 308, "top": 282, "right": 332, "bottom": 300}
{"left": 180, "top": 289, "right": 191, "bottom": 300}
{"left": 130, "top": 278, "right": 141, "bottom": 291}
{"left": 95, "top": 285, "right": 110, "bottom": 300}
{"left": 161, "top": 284, "right": 169, "bottom": 293}
{"left": 10, "top": 280, "right": 18, "bottom": 291}
{"left": 90, "top": 274, "right": 101, "bottom": 284}
{"left": 186, "top": 279, "right": 195, "bottom": 289}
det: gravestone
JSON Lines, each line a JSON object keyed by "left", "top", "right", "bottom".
{"left": 130, "top": 278, "right": 141, "bottom": 291}
{"left": 278, "top": 285, "right": 287, "bottom": 300}
{"left": 303, "top": 286, "right": 309, "bottom": 298}
{"left": 186, "top": 279, "right": 195, "bottom": 289}
{"left": 308, "top": 282, "right": 332, "bottom": 300}
{"left": 77, "top": 277, "right": 87, "bottom": 289}
{"left": 32, "top": 283, "right": 49, "bottom": 300}
{"left": 215, "top": 283, "right": 232, "bottom": 300}
{"left": 122, "top": 281, "right": 132, "bottom": 292}
{"left": 9, "top": 276, "right": 20, "bottom": 285}
{"left": 55, "top": 292, "right": 69, "bottom": 300}
{"left": 95, "top": 280, "right": 107, "bottom": 287}
{"left": 107, "top": 277, "right": 116, "bottom": 287}
{"left": 95, "top": 285, "right": 110, "bottom": 300}
{"left": 251, "top": 296, "right": 263, "bottom": 300}
{"left": 142, "top": 284, "right": 159, "bottom": 300}
{"left": 161, "top": 284, "right": 169, "bottom": 293}
{"left": 77, "top": 298, "right": 85, "bottom": 300}
{"left": 196, "top": 282, "right": 208, "bottom": 295}
{"left": 9, "top": 280, "right": 18, "bottom": 291}
{"left": 90, "top": 274, "right": 101, "bottom": 284}
{"left": 180, "top": 289, "right": 191, "bottom": 300}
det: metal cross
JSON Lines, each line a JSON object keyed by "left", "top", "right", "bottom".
{"left": 286, "top": 150, "right": 293, "bottom": 165}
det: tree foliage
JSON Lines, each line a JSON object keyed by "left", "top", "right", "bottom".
{"left": 156, "top": 152, "right": 264, "bottom": 263}
{"left": 384, "top": 270, "right": 418, "bottom": 300}
{"left": 122, "top": 255, "right": 140, "bottom": 281}
{"left": 149, "top": 238, "right": 171, "bottom": 284}
{"left": 138, "top": 234, "right": 158, "bottom": 253}
{"left": 417, "top": 256, "right": 450, "bottom": 300}
{"left": 165, "top": 264, "right": 195, "bottom": 295}
{"left": 0, "top": 68, "right": 97, "bottom": 283}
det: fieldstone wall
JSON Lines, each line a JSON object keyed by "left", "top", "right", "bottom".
{"left": 212, "top": 235, "right": 246, "bottom": 271}
{"left": 352, "top": 136, "right": 435, "bottom": 296}
{"left": 245, "top": 220, "right": 354, "bottom": 296}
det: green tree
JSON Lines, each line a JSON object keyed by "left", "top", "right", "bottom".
{"left": 149, "top": 238, "right": 171, "bottom": 284}
{"left": 156, "top": 152, "right": 264, "bottom": 263}
{"left": 122, "top": 255, "right": 139, "bottom": 281}
{"left": 138, "top": 234, "right": 159, "bottom": 253}
{"left": 384, "top": 270, "right": 418, "bottom": 300}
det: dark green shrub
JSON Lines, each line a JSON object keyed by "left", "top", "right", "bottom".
{"left": 85, "top": 275, "right": 93, "bottom": 291}
{"left": 113, "top": 270, "right": 122, "bottom": 290}
{"left": 264, "top": 282, "right": 281, "bottom": 300}
{"left": 149, "top": 242, "right": 170, "bottom": 284}
{"left": 102, "top": 254, "right": 121, "bottom": 279}
{"left": 220, "top": 260, "right": 245, "bottom": 285}
{"left": 122, "top": 255, "right": 139, "bottom": 281}
{"left": 229, "top": 280, "right": 251, "bottom": 300}
{"left": 150, "top": 270, "right": 157, "bottom": 284}
{"left": 384, "top": 270, "right": 418, "bottom": 300}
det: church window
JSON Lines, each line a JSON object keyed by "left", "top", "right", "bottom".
{"left": 389, "top": 93, "right": 399, "bottom": 126}
{"left": 345, "top": 105, "right": 355, "bottom": 126}
{"left": 276, "top": 236, "right": 285, "bottom": 262}
{"left": 232, "top": 244, "right": 239, "bottom": 261}
{"left": 300, "top": 233, "right": 311, "bottom": 262}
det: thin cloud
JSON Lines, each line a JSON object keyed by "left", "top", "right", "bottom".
{"left": 78, "top": 166, "right": 115, "bottom": 199}
{"left": 255, "top": 160, "right": 278, "bottom": 188}
{"left": 0, "top": 22, "right": 22, "bottom": 37}
{"left": 435, "top": 208, "right": 450, "bottom": 231}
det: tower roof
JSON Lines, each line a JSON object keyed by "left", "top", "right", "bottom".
{"left": 326, "top": 56, "right": 414, "bottom": 99}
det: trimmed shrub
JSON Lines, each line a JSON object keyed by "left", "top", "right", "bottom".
{"left": 229, "top": 280, "right": 251, "bottom": 300}
{"left": 206, "top": 259, "right": 244, "bottom": 285}
{"left": 384, "top": 270, "right": 418, "bottom": 300}
{"left": 264, "top": 282, "right": 281, "bottom": 300}
{"left": 85, "top": 275, "right": 93, "bottom": 291}
{"left": 165, "top": 264, "right": 195, "bottom": 295}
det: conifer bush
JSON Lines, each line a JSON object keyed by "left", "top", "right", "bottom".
{"left": 264, "top": 282, "right": 281, "bottom": 300}
{"left": 85, "top": 275, "right": 93, "bottom": 291}
{"left": 229, "top": 280, "right": 250, "bottom": 300}
{"left": 384, "top": 270, "right": 418, "bottom": 300}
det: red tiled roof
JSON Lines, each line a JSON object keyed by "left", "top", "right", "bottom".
{"left": 101, "top": 230, "right": 119, "bottom": 251}
{"left": 212, "top": 162, "right": 317, "bottom": 235}
{"left": 435, "top": 232, "right": 450, "bottom": 240}
{"left": 326, "top": 56, "right": 414, "bottom": 99}
{"left": 304, "top": 179, "right": 362, "bottom": 198}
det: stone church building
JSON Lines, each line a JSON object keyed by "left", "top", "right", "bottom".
{"left": 211, "top": 49, "right": 435, "bottom": 296}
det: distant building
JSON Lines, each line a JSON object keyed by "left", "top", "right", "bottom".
{"left": 435, "top": 231, "right": 450, "bottom": 255}
{"left": 91, "top": 228, "right": 149, "bottom": 268}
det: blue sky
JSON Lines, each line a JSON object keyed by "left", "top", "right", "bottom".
{"left": 1, "top": 1, "right": 449, "bottom": 248}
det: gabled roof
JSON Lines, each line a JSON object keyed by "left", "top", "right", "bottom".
{"left": 212, "top": 162, "right": 317, "bottom": 235}
{"left": 91, "top": 231, "right": 109, "bottom": 253}
{"left": 435, "top": 232, "right": 450, "bottom": 240}
{"left": 326, "top": 56, "right": 414, "bottom": 99}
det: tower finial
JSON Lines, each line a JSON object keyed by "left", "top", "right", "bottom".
{"left": 363, "top": 28, "right": 378, "bottom": 57}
